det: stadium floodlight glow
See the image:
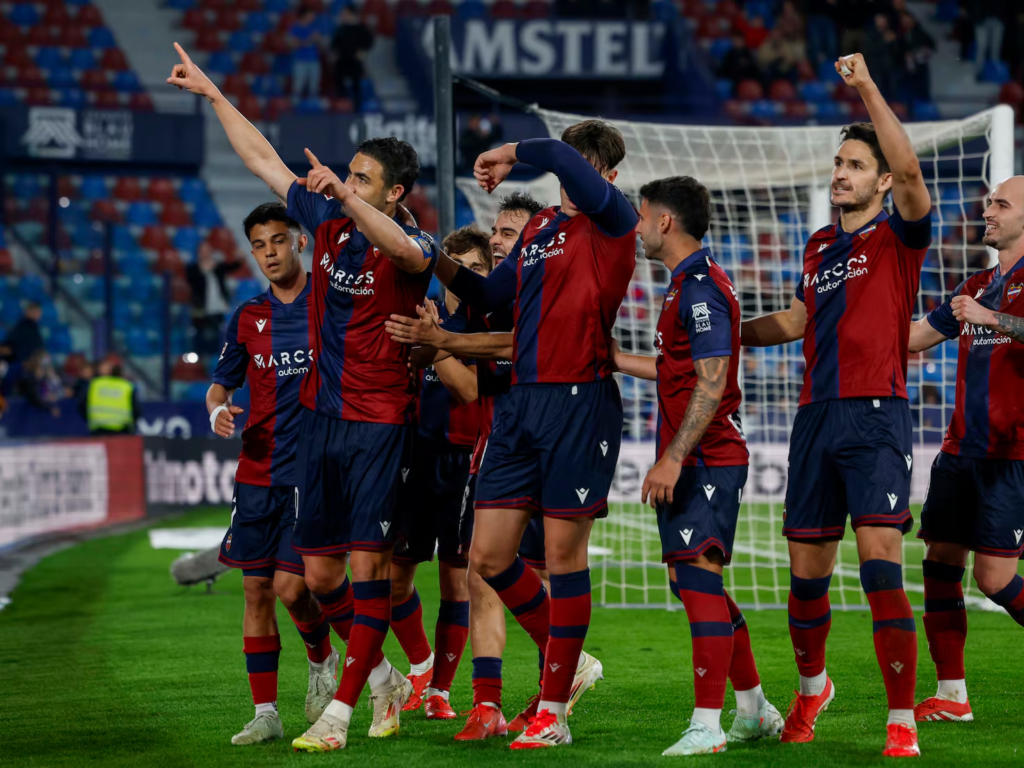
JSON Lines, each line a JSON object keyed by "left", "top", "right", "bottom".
{"left": 183, "top": 352, "right": 199, "bottom": 364}
{"left": 59, "top": 196, "right": 70, "bottom": 208}
{"left": 459, "top": 105, "right": 1015, "bottom": 611}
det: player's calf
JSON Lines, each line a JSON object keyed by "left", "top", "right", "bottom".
{"left": 919, "top": 558, "right": 970, "bottom": 721}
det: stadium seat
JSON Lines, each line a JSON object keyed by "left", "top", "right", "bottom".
{"left": 154, "top": 248, "right": 185, "bottom": 278}
{"left": 112, "top": 71, "right": 142, "bottom": 92}
{"left": 5, "top": 46, "right": 34, "bottom": 68}
{"left": 43, "top": 3, "right": 71, "bottom": 26}
{"left": 980, "top": 60, "right": 1010, "bottom": 85}
{"left": 79, "top": 176, "right": 108, "bottom": 200}
{"left": 768, "top": 80, "right": 797, "bottom": 101}
{"left": 100, "top": 48, "right": 129, "bottom": 71}
{"left": 192, "top": 202, "right": 222, "bottom": 228}
{"left": 194, "top": 28, "right": 223, "bottom": 52}
{"left": 90, "top": 199, "right": 121, "bottom": 223}
{"left": 181, "top": 8, "right": 208, "bottom": 30}
{"left": 131, "top": 92, "right": 154, "bottom": 111}
{"left": 95, "top": 91, "right": 124, "bottom": 108}
{"left": 25, "top": 87, "right": 53, "bottom": 105}
{"left": 9, "top": 4, "right": 41, "bottom": 26}
{"left": 798, "top": 80, "right": 832, "bottom": 102}
{"left": 140, "top": 225, "right": 172, "bottom": 250}
{"left": 89, "top": 27, "right": 117, "bottom": 49}
{"left": 426, "top": 0, "right": 454, "bottom": 15}
{"left": 0, "top": 249, "right": 13, "bottom": 275}
{"left": 206, "top": 51, "right": 237, "bottom": 74}
{"left": 77, "top": 4, "right": 105, "bottom": 27}
{"left": 489, "top": 0, "right": 518, "bottom": 18}
{"left": 221, "top": 73, "right": 250, "bottom": 97}
{"left": 125, "top": 201, "right": 157, "bottom": 226}
{"left": 265, "top": 96, "right": 291, "bottom": 120}
{"left": 394, "top": 0, "right": 426, "bottom": 17}
{"left": 237, "top": 94, "right": 264, "bottom": 120}
{"left": 251, "top": 74, "right": 283, "bottom": 97}
{"left": 48, "top": 68, "right": 77, "bottom": 89}
{"left": 214, "top": 9, "right": 243, "bottom": 31}
{"left": 80, "top": 70, "right": 110, "bottom": 90}
{"left": 35, "top": 46, "right": 65, "bottom": 69}
{"left": 736, "top": 79, "right": 764, "bottom": 101}
{"left": 146, "top": 178, "right": 177, "bottom": 204}
{"left": 240, "top": 50, "right": 270, "bottom": 75}
{"left": 58, "top": 26, "right": 89, "bottom": 47}
{"left": 178, "top": 178, "right": 210, "bottom": 206}
{"left": 113, "top": 177, "right": 143, "bottom": 202}
{"left": 521, "top": 0, "right": 551, "bottom": 19}
{"left": 295, "top": 96, "right": 326, "bottom": 113}
{"left": 912, "top": 100, "right": 941, "bottom": 121}
{"left": 228, "top": 31, "right": 255, "bottom": 53}
{"left": 173, "top": 227, "right": 201, "bottom": 252}
{"left": 207, "top": 226, "right": 236, "bottom": 253}
{"left": 111, "top": 224, "right": 137, "bottom": 250}
{"left": 161, "top": 201, "right": 192, "bottom": 227}
{"left": 271, "top": 53, "right": 292, "bottom": 76}
{"left": 245, "top": 11, "right": 273, "bottom": 32}
{"left": 457, "top": 0, "right": 487, "bottom": 18}
{"left": 26, "top": 25, "right": 56, "bottom": 46}
{"left": 69, "top": 48, "right": 98, "bottom": 70}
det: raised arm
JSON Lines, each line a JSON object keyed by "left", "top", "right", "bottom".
{"left": 167, "top": 43, "right": 295, "bottom": 202}
{"left": 741, "top": 296, "right": 808, "bottom": 347}
{"left": 434, "top": 252, "right": 518, "bottom": 311}
{"left": 838, "top": 53, "right": 931, "bottom": 220}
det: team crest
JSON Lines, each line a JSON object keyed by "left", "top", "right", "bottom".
{"left": 858, "top": 223, "right": 877, "bottom": 240}
{"left": 663, "top": 288, "right": 678, "bottom": 307}
{"left": 224, "top": 533, "right": 232, "bottom": 552}
{"left": 413, "top": 232, "right": 434, "bottom": 254}
{"left": 1008, "top": 283, "right": 1023, "bottom": 302}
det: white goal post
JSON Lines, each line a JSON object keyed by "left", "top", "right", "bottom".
{"left": 458, "top": 105, "right": 1015, "bottom": 610}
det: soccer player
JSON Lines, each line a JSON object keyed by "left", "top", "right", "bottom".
{"left": 388, "top": 226, "right": 493, "bottom": 718}
{"left": 169, "top": 43, "right": 440, "bottom": 752}
{"left": 611, "top": 176, "right": 783, "bottom": 755}
{"left": 208, "top": 203, "right": 339, "bottom": 745}
{"left": 740, "top": 54, "right": 932, "bottom": 757}
{"left": 907, "top": 175, "right": 1024, "bottom": 723}
{"left": 423, "top": 121, "right": 637, "bottom": 748}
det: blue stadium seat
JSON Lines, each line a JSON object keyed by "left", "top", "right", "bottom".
{"left": 252, "top": 74, "right": 283, "bottom": 96}
{"left": 112, "top": 71, "right": 142, "bottom": 93}
{"left": 89, "top": 27, "right": 117, "bottom": 49}
{"left": 35, "top": 47, "right": 65, "bottom": 69}
{"left": 715, "top": 79, "right": 733, "bottom": 100}
{"left": 360, "top": 78, "right": 376, "bottom": 101}
{"left": 19, "top": 274, "right": 47, "bottom": 301}
{"left": 58, "top": 203, "right": 88, "bottom": 228}
{"left": 244, "top": 11, "right": 273, "bottom": 32}
{"left": 295, "top": 97, "right": 326, "bottom": 113}
{"left": 173, "top": 227, "right": 200, "bottom": 252}
{"left": 185, "top": 381, "right": 211, "bottom": 402}
{"left": 69, "top": 48, "right": 98, "bottom": 70}
{"left": 48, "top": 324, "right": 72, "bottom": 354}
{"left": 234, "top": 278, "right": 262, "bottom": 302}
{"left": 125, "top": 201, "right": 157, "bottom": 225}
{"left": 75, "top": 222, "right": 105, "bottom": 249}
{"left": 9, "top": 4, "right": 41, "bottom": 26}
{"left": 264, "top": 0, "right": 289, "bottom": 11}
{"left": 799, "top": 80, "right": 831, "bottom": 102}
{"left": 228, "top": 31, "right": 255, "bottom": 53}
{"left": 112, "top": 224, "right": 137, "bottom": 250}
{"left": 709, "top": 38, "right": 733, "bottom": 62}
{"left": 126, "top": 327, "right": 153, "bottom": 356}
{"left": 456, "top": 0, "right": 486, "bottom": 18}
{"left": 0, "top": 298, "right": 22, "bottom": 326}
{"left": 119, "top": 251, "right": 150, "bottom": 278}
{"left": 165, "top": 0, "right": 196, "bottom": 8}
{"left": 48, "top": 68, "right": 77, "bottom": 89}
{"left": 79, "top": 175, "right": 108, "bottom": 201}
{"left": 912, "top": 100, "right": 940, "bottom": 121}
{"left": 271, "top": 53, "right": 291, "bottom": 76}
{"left": 0, "top": 89, "right": 17, "bottom": 105}
{"left": 980, "top": 60, "right": 1009, "bottom": 84}
{"left": 818, "top": 59, "right": 839, "bottom": 83}
{"left": 192, "top": 202, "right": 222, "bottom": 228}
{"left": 177, "top": 177, "right": 209, "bottom": 206}
{"left": 206, "top": 51, "right": 237, "bottom": 74}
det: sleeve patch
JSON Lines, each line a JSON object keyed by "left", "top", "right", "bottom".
{"left": 691, "top": 302, "right": 713, "bottom": 333}
{"left": 414, "top": 232, "right": 435, "bottom": 255}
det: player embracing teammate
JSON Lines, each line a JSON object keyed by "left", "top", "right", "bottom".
{"left": 742, "top": 54, "right": 932, "bottom": 757}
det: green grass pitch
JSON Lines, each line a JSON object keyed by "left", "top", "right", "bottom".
{"left": 1, "top": 506, "right": 1022, "bottom": 767}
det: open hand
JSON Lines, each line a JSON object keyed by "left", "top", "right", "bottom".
{"left": 213, "top": 405, "right": 246, "bottom": 438}
{"left": 166, "top": 42, "right": 217, "bottom": 99}
{"left": 951, "top": 294, "right": 996, "bottom": 327}
{"left": 296, "top": 148, "right": 348, "bottom": 200}
{"left": 835, "top": 53, "right": 873, "bottom": 90}
{"left": 386, "top": 303, "right": 445, "bottom": 347}
{"left": 473, "top": 144, "right": 518, "bottom": 194}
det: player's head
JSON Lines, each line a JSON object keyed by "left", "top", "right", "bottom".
{"left": 443, "top": 225, "right": 493, "bottom": 304}
{"left": 982, "top": 176, "right": 1024, "bottom": 252}
{"left": 491, "top": 191, "right": 544, "bottom": 263}
{"left": 636, "top": 176, "right": 711, "bottom": 262}
{"left": 347, "top": 137, "right": 420, "bottom": 212}
{"left": 560, "top": 119, "right": 625, "bottom": 213}
{"left": 832, "top": 122, "right": 893, "bottom": 212}
{"left": 23, "top": 300, "right": 42, "bottom": 322}
{"left": 243, "top": 202, "right": 307, "bottom": 285}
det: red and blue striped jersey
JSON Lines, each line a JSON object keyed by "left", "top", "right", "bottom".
{"left": 213, "top": 277, "right": 314, "bottom": 487}
{"left": 655, "top": 249, "right": 747, "bottom": 466}
{"left": 926, "top": 255, "right": 1024, "bottom": 460}
{"left": 795, "top": 207, "right": 931, "bottom": 406}
{"left": 287, "top": 181, "right": 438, "bottom": 424}
{"left": 417, "top": 301, "right": 479, "bottom": 449}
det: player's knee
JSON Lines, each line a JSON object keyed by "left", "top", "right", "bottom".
{"left": 973, "top": 567, "right": 1013, "bottom": 597}
{"left": 390, "top": 577, "right": 415, "bottom": 604}
{"left": 273, "top": 575, "right": 308, "bottom": 609}
{"left": 471, "top": 555, "right": 505, "bottom": 580}
{"left": 303, "top": 567, "right": 340, "bottom": 596}
{"left": 243, "top": 577, "right": 275, "bottom": 609}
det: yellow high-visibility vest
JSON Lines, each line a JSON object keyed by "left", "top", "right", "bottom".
{"left": 87, "top": 376, "right": 134, "bottom": 432}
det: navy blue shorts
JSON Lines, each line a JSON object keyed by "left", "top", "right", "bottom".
{"left": 657, "top": 464, "right": 748, "bottom": 564}
{"left": 294, "top": 409, "right": 410, "bottom": 556}
{"left": 394, "top": 437, "right": 473, "bottom": 567}
{"left": 919, "top": 452, "right": 1024, "bottom": 558}
{"left": 476, "top": 380, "right": 622, "bottom": 518}
{"left": 219, "top": 481, "right": 305, "bottom": 577}
{"left": 784, "top": 398, "right": 913, "bottom": 540}
{"left": 461, "top": 473, "right": 546, "bottom": 570}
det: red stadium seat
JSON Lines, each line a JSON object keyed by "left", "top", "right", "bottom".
{"left": 113, "top": 177, "right": 144, "bottom": 202}
{"left": 395, "top": 0, "right": 427, "bottom": 18}
{"left": 160, "top": 201, "right": 192, "bottom": 227}
{"left": 130, "top": 92, "right": 154, "bottom": 111}
{"left": 360, "top": 0, "right": 395, "bottom": 36}
{"left": 275, "top": 11, "right": 297, "bottom": 32}
{"left": 101, "top": 48, "right": 129, "bottom": 71}
{"left": 90, "top": 199, "right": 122, "bottom": 223}
{"left": 4, "top": 45, "right": 34, "bottom": 68}
{"left": 140, "top": 225, "right": 172, "bottom": 251}
{"left": 172, "top": 359, "right": 207, "bottom": 382}
{"left": 80, "top": 70, "right": 110, "bottom": 90}
{"left": 17, "top": 67, "right": 48, "bottom": 88}
{"left": 237, "top": 94, "right": 264, "bottom": 120}
{"left": 194, "top": 28, "right": 224, "bottom": 52}
{"left": 736, "top": 79, "right": 764, "bottom": 101}
{"left": 490, "top": 0, "right": 520, "bottom": 19}
{"left": 262, "top": 34, "right": 289, "bottom": 54}
{"left": 265, "top": 96, "right": 291, "bottom": 120}
{"left": 330, "top": 97, "right": 354, "bottom": 113}
{"left": 147, "top": 178, "right": 177, "bottom": 204}
{"left": 521, "top": 0, "right": 552, "bottom": 19}
{"left": 784, "top": 100, "right": 809, "bottom": 119}
{"left": 207, "top": 226, "right": 236, "bottom": 253}
{"left": 769, "top": 79, "right": 797, "bottom": 101}
{"left": 0, "top": 249, "right": 14, "bottom": 275}
{"left": 94, "top": 90, "right": 124, "bottom": 108}
{"left": 154, "top": 248, "right": 186, "bottom": 279}
{"left": 240, "top": 51, "right": 270, "bottom": 75}
{"left": 236, "top": 0, "right": 261, "bottom": 11}
{"left": 181, "top": 8, "right": 208, "bottom": 31}
{"left": 26, "top": 87, "right": 53, "bottom": 106}
{"left": 426, "top": 0, "right": 454, "bottom": 15}
{"left": 221, "top": 73, "right": 250, "bottom": 97}
{"left": 56, "top": 26, "right": 88, "bottom": 47}
{"left": 57, "top": 176, "right": 78, "bottom": 200}
{"left": 43, "top": 4, "right": 71, "bottom": 27}
{"left": 0, "top": 23, "right": 20, "bottom": 44}
{"left": 76, "top": 5, "right": 104, "bottom": 27}
{"left": 26, "top": 26, "right": 56, "bottom": 46}
{"left": 214, "top": 9, "right": 242, "bottom": 31}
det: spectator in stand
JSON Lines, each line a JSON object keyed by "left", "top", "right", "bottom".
{"left": 186, "top": 243, "right": 242, "bottom": 356}
{"left": 862, "top": 12, "right": 905, "bottom": 100}
{"left": 458, "top": 114, "right": 504, "bottom": 172}
{"left": 85, "top": 358, "right": 140, "bottom": 435}
{"left": 0, "top": 301, "right": 44, "bottom": 365}
{"left": 971, "top": 0, "right": 1007, "bottom": 76}
{"left": 756, "top": 25, "right": 808, "bottom": 83}
{"left": 290, "top": 6, "right": 323, "bottom": 99}
{"left": 834, "top": 0, "right": 879, "bottom": 61}
{"left": 743, "top": 15, "right": 770, "bottom": 50}
{"left": 776, "top": 1, "right": 805, "bottom": 40}
{"left": 18, "top": 350, "right": 65, "bottom": 419}
{"left": 899, "top": 10, "right": 935, "bottom": 101}
{"left": 804, "top": 0, "right": 840, "bottom": 67}
{"left": 330, "top": 4, "right": 374, "bottom": 110}
{"left": 718, "top": 31, "right": 762, "bottom": 87}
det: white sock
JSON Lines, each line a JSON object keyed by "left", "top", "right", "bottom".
{"left": 936, "top": 679, "right": 968, "bottom": 703}
{"left": 424, "top": 687, "right": 448, "bottom": 700}
{"left": 367, "top": 657, "right": 393, "bottom": 692}
{"left": 324, "top": 699, "right": 353, "bottom": 726}
{"left": 480, "top": 701, "right": 500, "bottom": 710}
{"left": 887, "top": 709, "right": 915, "bottom": 726}
{"left": 538, "top": 700, "right": 567, "bottom": 723}
{"left": 410, "top": 652, "right": 434, "bottom": 677}
{"left": 691, "top": 707, "right": 723, "bottom": 731}
{"left": 734, "top": 685, "right": 767, "bottom": 717}
{"left": 799, "top": 670, "right": 827, "bottom": 697}
{"left": 255, "top": 702, "right": 277, "bottom": 716}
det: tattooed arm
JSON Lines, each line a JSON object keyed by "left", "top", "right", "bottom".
{"left": 951, "top": 294, "right": 1024, "bottom": 344}
{"left": 640, "top": 355, "right": 729, "bottom": 508}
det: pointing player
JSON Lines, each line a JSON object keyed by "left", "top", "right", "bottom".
{"left": 740, "top": 54, "right": 932, "bottom": 757}
{"left": 169, "top": 43, "right": 440, "bottom": 752}
{"left": 908, "top": 176, "right": 1024, "bottom": 723}
{"left": 612, "top": 176, "right": 783, "bottom": 756}
{"left": 388, "top": 226, "right": 493, "bottom": 718}
{"left": 209, "top": 203, "right": 339, "bottom": 745}
{"left": 425, "top": 121, "right": 637, "bottom": 748}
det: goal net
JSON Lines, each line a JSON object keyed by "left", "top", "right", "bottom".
{"left": 457, "top": 105, "right": 1015, "bottom": 610}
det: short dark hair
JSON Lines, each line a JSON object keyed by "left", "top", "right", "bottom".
{"left": 639, "top": 176, "right": 711, "bottom": 241}
{"left": 442, "top": 225, "right": 493, "bottom": 273}
{"left": 839, "top": 122, "right": 891, "bottom": 176}
{"left": 561, "top": 119, "right": 625, "bottom": 174}
{"left": 355, "top": 137, "right": 420, "bottom": 202}
{"left": 497, "top": 191, "right": 544, "bottom": 220}
{"left": 242, "top": 202, "right": 302, "bottom": 241}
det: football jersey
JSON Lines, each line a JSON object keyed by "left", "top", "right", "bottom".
{"left": 795, "top": 207, "right": 931, "bottom": 406}
{"left": 417, "top": 301, "right": 479, "bottom": 449}
{"left": 655, "top": 249, "right": 747, "bottom": 466}
{"left": 213, "top": 277, "right": 315, "bottom": 486}
{"left": 287, "top": 182, "right": 438, "bottom": 423}
{"left": 926, "top": 255, "right": 1024, "bottom": 460}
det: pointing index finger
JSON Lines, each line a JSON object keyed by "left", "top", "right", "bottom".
{"left": 173, "top": 42, "right": 192, "bottom": 67}
{"left": 304, "top": 148, "right": 323, "bottom": 168}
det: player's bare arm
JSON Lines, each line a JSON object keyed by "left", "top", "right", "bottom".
{"left": 206, "top": 382, "right": 244, "bottom": 438}
{"left": 838, "top": 53, "right": 931, "bottom": 220}
{"left": 386, "top": 306, "right": 514, "bottom": 360}
{"left": 641, "top": 355, "right": 729, "bottom": 508}
{"left": 167, "top": 43, "right": 295, "bottom": 202}
{"left": 908, "top": 317, "right": 949, "bottom": 353}
{"left": 298, "top": 149, "right": 428, "bottom": 274}
{"left": 609, "top": 339, "right": 657, "bottom": 381}
{"left": 741, "top": 296, "right": 808, "bottom": 347}
{"left": 952, "top": 294, "right": 1024, "bottom": 344}
{"left": 433, "top": 358, "right": 478, "bottom": 405}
